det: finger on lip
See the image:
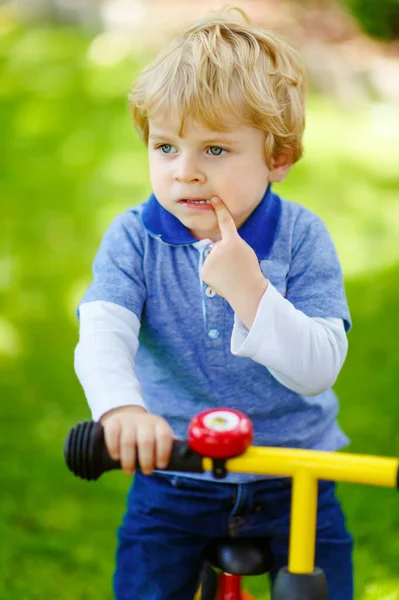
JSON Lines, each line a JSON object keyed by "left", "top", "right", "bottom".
{"left": 210, "top": 196, "right": 222, "bottom": 207}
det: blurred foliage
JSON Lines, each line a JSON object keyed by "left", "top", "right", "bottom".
{"left": 341, "top": 0, "right": 399, "bottom": 40}
{"left": 0, "top": 17, "right": 398, "bottom": 600}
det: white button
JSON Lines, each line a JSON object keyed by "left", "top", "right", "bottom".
{"left": 205, "top": 287, "right": 216, "bottom": 298}
{"left": 208, "top": 328, "right": 220, "bottom": 339}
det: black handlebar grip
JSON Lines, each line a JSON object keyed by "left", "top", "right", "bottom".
{"left": 64, "top": 420, "right": 204, "bottom": 481}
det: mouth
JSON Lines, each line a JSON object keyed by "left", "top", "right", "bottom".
{"left": 178, "top": 198, "right": 212, "bottom": 205}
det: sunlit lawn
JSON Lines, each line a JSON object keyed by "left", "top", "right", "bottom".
{"left": 1, "top": 21, "right": 398, "bottom": 600}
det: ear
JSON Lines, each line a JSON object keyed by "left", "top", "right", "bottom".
{"left": 269, "top": 150, "right": 293, "bottom": 182}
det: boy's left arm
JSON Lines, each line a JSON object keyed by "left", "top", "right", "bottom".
{"left": 201, "top": 196, "right": 348, "bottom": 396}
{"left": 201, "top": 196, "right": 269, "bottom": 329}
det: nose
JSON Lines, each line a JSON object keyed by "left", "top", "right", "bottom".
{"left": 173, "top": 154, "right": 206, "bottom": 184}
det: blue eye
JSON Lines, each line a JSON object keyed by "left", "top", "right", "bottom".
{"left": 160, "top": 144, "right": 173, "bottom": 153}
{"left": 208, "top": 146, "right": 225, "bottom": 156}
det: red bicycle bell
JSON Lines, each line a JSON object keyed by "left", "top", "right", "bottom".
{"left": 188, "top": 408, "right": 253, "bottom": 459}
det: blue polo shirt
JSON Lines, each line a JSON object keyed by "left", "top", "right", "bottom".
{"left": 80, "top": 185, "right": 351, "bottom": 462}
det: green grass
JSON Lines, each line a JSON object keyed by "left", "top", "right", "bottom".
{"left": 1, "top": 19, "right": 398, "bottom": 600}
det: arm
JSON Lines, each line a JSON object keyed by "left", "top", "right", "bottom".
{"left": 75, "top": 300, "right": 174, "bottom": 475}
{"left": 231, "top": 283, "right": 348, "bottom": 395}
{"left": 201, "top": 197, "right": 350, "bottom": 395}
{"left": 75, "top": 212, "right": 148, "bottom": 419}
{"left": 74, "top": 300, "right": 146, "bottom": 421}
{"left": 75, "top": 212, "right": 174, "bottom": 474}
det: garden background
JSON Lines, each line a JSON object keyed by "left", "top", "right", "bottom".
{"left": 1, "top": 0, "right": 399, "bottom": 598}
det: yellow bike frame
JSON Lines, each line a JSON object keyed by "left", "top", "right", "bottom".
{"left": 201, "top": 446, "right": 398, "bottom": 575}
{"left": 64, "top": 418, "right": 399, "bottom": 600}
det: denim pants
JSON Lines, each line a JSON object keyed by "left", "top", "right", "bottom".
{"left": 114, "top": 472, "right": 353, "bottom": 600}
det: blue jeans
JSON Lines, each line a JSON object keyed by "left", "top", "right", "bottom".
{"left": 114, "top": 473, "right": 353, "bottom": 600}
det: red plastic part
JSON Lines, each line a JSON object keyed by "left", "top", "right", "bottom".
{"left": 216, "top": 574, "right": 243, "bottom": 600}
{"left": 188, "top": 409, "right": 253, "bottom": 459}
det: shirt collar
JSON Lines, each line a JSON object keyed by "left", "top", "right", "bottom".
{"left": 141, "top": 183, "right": 281, "bottom": 260}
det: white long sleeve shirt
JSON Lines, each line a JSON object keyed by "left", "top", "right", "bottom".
{"left": 75, "top": 282, "right": 347, "bottom": 421}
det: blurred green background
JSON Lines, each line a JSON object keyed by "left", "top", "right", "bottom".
{"left": 1, "top": 1, "right": 398, "bottom": 598}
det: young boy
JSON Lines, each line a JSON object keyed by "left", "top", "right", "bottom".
{"left": 75, "top": 7, "right": 353, "bottom": 600}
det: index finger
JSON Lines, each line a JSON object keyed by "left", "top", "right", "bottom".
{"left": 211, "top": 196, "right": 238, "bottom": 239}
{"left": 103, "top": 417, "right": 122, "bottom": 461}
{"left": 154, "top": 420, "right": 174, "bottom": 469}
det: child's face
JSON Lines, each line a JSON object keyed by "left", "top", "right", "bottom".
{"left": 148, "top": 115, "right": 289, "bottom": 240}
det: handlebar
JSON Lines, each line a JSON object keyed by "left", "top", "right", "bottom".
{"left": 64, "top": 420, "right": 204, "bottom": 481}
{"left": 64, "top": 418, "right": 399, "bottom": 488}
{"left": 64, "top": 411, "right": 398, "bottom": 579}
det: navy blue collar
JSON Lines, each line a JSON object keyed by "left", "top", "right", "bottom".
{"left": 141, "top": 184, "right": 281, "bottom": 260}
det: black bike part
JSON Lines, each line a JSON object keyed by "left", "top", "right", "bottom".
{"left": 197, "top": 561, "right": 218, "bottom": 600}
{"left": 205, "top": 536, "right": 273, "bottom": 576}
{"left": 212, "top": 458, "right": 228, "bottom": 479}
{"left": 64, "top": 420, "right": 204, "bottom": 481}
{"left": 272, "top": 567, "right": 329, "bottom": 600}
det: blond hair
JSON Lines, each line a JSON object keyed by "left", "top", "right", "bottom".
{"left": 129, "top": 6, "right": 306, "bottom": 165}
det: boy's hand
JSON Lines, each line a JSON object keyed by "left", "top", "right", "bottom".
{"left": 201, "top": 196, "right": 268, "bottom": 329}
{"left": 100, "top": 406, "right": 174, "bottom": 476}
